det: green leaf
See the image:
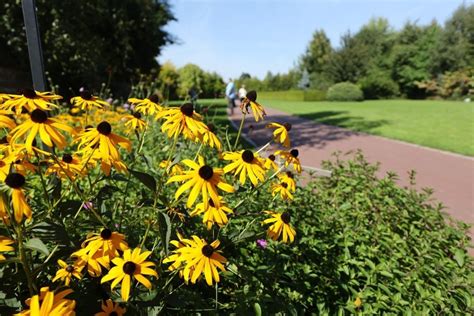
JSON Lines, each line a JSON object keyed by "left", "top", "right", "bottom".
{"left": 25, "top": 238, "right": 49, "bottom": 256}
{"left": 157, "top": 211, "right": 171, "bottom": 255}
{"left": 130, "top": 169, "right": 156, "bottom": 192}
{"left": 453, "top": 249, "right": 465, "bottom": 267}
{"left": 253, "top": 302, "right": 262, "bottom": 316}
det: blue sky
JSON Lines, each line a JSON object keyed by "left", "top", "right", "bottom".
{"left": 158, "top": 0, "right": 467, "bottom": 79}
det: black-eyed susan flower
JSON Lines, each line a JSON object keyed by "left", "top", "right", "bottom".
{"left": 5, "top": 173, "right": 31, "bottom": 223}
{"left": 263, "top": 211, "right": 296, "bottom": 243}
{"left": 71, "top": 90, "right": 109, "bottom": 111}
{"left": 76, "top": 121, "right": 131, "bottom": 162}
{"left": 271, "top": 181, "right": 294, "bottom": 200}
{"left": 128, "top": 94, "right": 162, "bottom": 116}
{"left": 275, "top": 149, "right": 302, "bottom": 173}
{"left": 156, "top": 103, "right": 208, "bottom": 140}
{"left": 52, "top": 259, "right": 83, "bottom": 286}
{"left": 240, "top": 90, "right": 266, "bottom": 122}
{"left": 16, "top": 287, "right": 76, "bottom": 316}
{"left": 1, "top": 89, "right": 61, "bottom": 115}
{"left": 190, "top": 198, "right": 233, "bottom": 230}
{"left": 72, "top": 248, "right": 110, "bottom": 277}
{"left": 0, "top": 93, "right": 11, "bottom": 104}
{"left": 95, "top": 299, "right": 126, "bottom": 316}
{"left": 163, "top": 235, "right": 226, "bottom": 286}
{"left": 223, "top": 149, "right": 266, "bottom": 186}
{"left": 279, "top": 172, "right": 296, "bottom": 192}
{"left": 9, "top": 109, "right": 73, "bottom": 153}
{"left": 263, "top": 154, "right": 278, "bottom": 171}
{"left": 0, "top": 110, "right": 16, "bottom": 130}
{"left": 167, "top": 156, "right": 234, "bottom": 209}
{"left": 46, "top": 154, "right": 86, "bottom": 180}
{"left": 0, "top": 196, "right": 9, "bottom": 224}
{"left": 266, "top": 122, "right": 292, "bottom": 147}
{"left": 123, "top": 112, "right": 147, "bottom": 133}
{"left": 0, "top": 236, "right": 14, "bottom": 261}
{"left": 81, "top": 228, "right": 129, "bottom": 260}
{"left": 200, "top": 127, "right": 222, "bottom": 151}
{"left": 101, "top": 248, "right": 158, "bottom": 302}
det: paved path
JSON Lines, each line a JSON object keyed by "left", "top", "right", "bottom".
{"left": 229, "top": 107, "right": 474, "bottom": 240}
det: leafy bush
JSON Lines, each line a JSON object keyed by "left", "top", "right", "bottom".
{"left": 303, "top": 89, "right": 326, "bottom": 101}
{"left": 416, "top": 68, "right": 474, "bottom": 99}
{"left": 359, "top": 72, "right": 400, "bottom": 99}
{"left": 327, "top": 82, "right": 364, "bottom": 101}
{"left": 259, "top": 90, "right": 325, "bottom": 101}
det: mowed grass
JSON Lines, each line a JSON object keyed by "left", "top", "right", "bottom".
{"left": 259, "top": 99, "right": 474, "bottom": 156}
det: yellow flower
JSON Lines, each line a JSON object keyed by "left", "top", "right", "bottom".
{"left": 0, "top": 195, "right": 10, "bottom": 224}
{"left": 15, "top": 287, "right": 76, "bottom": 316}
{"left": 9, "top": 109, "right": 73, "bottom": 153}
{"left": 72, "top": 248, "right": 110, "bottom": 277}
{"left": 4, "top": 173, "right": 31, "bottom": 223}
{"left": 0, "top": 236, "right": 14, "bottom": 261}
{"left": 163, "top": 235, "right": 226, "bottom": 286}
{"left": 266, "top": 122, "right": 291, "bottom": 147}
{"left": 190, "top": 197, "right": 233, "bottom": 229}
{"left": 167, "top": 156, "right": 234, "bottom": 209}
{"left": 156, "top": 103, "right": 208, "bottom": 139}
{"left": 52, "top": 259, "right": 83, "bottom": 286}
{"left": 275, "top": 149, "right": 302, "bottom": 173}
{"left": 159, "top": 159, "right": 183, "bottom": 176}
{"left": 0, "top": 93, "right": 12, "bottom": 104}
{"left": 271, "top": 181, "right": 294, "bottom": 200}
{"left": 0, "top": 110, "right": 16, "bottom": 130}
{"left": 200, "top": 127, "right": 222, "bottom": 151}
{"left": 240, "top": 90, "right": 266, "bottom": 122}
{"left": 279, "top": 172, "right": 296, "bottom": 192}
{"left": 354, "top": 296, "right": 362, "bottom": 308}
{"left": 101, "top": 248, "right": 158, "bottom": 302}
{"left": 45, "top": 154, "right": 86, "bottom": 180}
{"left": 1, "top": 89, "right": 61, "bottom": 115}
{"left": 263, "top": 211, "right": 296, "bottom": 243}
{"left": 81, "top": 228, "right": 129, "bottom": 260}
{"left": 71, "top": 90, "right": 109, "bottom": 111}
{"left": 75, "top": 121, "right": 131, "bottom": 164}
{"left": 263, "top": 154, "right": 278, "bottom": 171}
{"left": 123, "top": 112, "right": 147, "bottom": 133}
{"left": 95, "top": 299, "right": 126, "bottom": 316}
{"left": 223, "top": 149, "right": 266, "bottom": 186}
{"left": 128, "top": 95, "right": 162, "bottom": 116}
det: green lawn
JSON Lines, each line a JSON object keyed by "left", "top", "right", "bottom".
{"left": 259, "top": 99, "right": 474, "bottom": 156}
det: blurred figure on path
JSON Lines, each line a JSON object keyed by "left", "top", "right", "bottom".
{"left": 225, "top": 78, "right": 236, "bottom": 114}
{"left": 238, "top": 84, "right": 247, "bottom": 99}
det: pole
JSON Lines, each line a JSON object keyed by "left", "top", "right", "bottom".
{"left": 22, "top": 0, "right": 46, "bottom": 91}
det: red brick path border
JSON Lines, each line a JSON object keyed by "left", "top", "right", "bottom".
{"left": 229, "top": 107, "right": 474, "bottom": 241}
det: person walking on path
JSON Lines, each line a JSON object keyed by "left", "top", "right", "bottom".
{"left": 238, "top": 84, "right": 247, "bottom": 99}
{"left": 225, "top": 78, "right": 236, "bottom": 115}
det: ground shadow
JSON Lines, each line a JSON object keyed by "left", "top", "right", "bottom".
{"left": 299, "top": 111, "right": 389, "bottom": 134}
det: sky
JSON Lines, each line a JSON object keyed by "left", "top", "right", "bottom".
{"left": 158, "top": 0, "right": 469, "bottom": 79}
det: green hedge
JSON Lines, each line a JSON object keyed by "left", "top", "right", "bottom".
{"left": 327, "top": 82, "right": 364, "bottom": 101}
{"left": 259, "top": 90, "right": 326, "bottom": 101}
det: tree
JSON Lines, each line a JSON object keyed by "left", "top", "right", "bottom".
{"left": 158, "top": 61, "right": 179, "bottom": 100}
{"left": 177, "top": 64, "right": 205, "bottom": 99}
{"left": 0, "top": 0, "right": 174, "bottom": 96}
{"left": 300, "top": 30, "right": 333, "bottom": 74}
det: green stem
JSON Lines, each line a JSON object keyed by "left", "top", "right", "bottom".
{"left": 233, "top": 113, "right": 246, "bottom": 150}
{"left": 16, "top": 225, "right": 36, "bottom": 295}
{"left": 33, "top": 152, "right": 53, "bottom": 210}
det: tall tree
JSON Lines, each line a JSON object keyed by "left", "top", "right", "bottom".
{"left": 300, "top": 30, "right": 333, "bottom": 74}
{"left": 0, "top": 0, "right": 175, "bottom": 96}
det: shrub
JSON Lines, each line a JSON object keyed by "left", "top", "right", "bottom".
{"left": 359, "top": 73, "right": 400, "bottom": 99}
{"left": 327, "top": 82, "right": 364, "bottom": 101}
{"left": 259, "top": 89, "right": 326, "bottom": 101}
{"left": 303, "top": 89, "right": 326, "bottom": 101}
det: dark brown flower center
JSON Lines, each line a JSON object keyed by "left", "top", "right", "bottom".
{"left": 0, "top": 161, "right": 5, "bottom": 167}
{"left": 286, "top": 171, "right": 294, "bottom": 178}
{"left": 100, "top": 228, "right": 112, "bottom": 240}
{"left": 123, "top": 261, "right": 136, "bottom": 275}
{"left": 201, "top": 245, "right": 214, "bottom": 258}
{"left": 246, "top": 90, "right": 257, "bottom": 102}
{"left": 62, "top": 154, "right": 73, "bottom": 163}
{"left": 148, "top": 94, "right": 159, "bottom": 103}
{"left": 110, "top": 312, "right": 118, "bottom": 316}
{"left": 5, "top": 173, "right": 25, "bottom": 189}
{"left": 97, "top": 121, "right": 112, "bottom": 135}
{"left": 242, "top": 150, "right": 254, "bottom": 163}
{"left": 180, "top": 103, "right": 194, "bottom": 117}
{"left": 268, "top": 154, "right": 275, "bottom": 161}
{"left": 80, "top": 90, "right": 93, "bottom": 100}
{"left": 281, "top": 182, "right": 288, "bottom": 188}
{"left": 30, "top": 109, "right": 48, "bottom": 123}
{"left": 133, "top": 112, "right": 142, "bottom": 119}
{"left": 65, "top": 265, "right": 75, "bottom": 273}
{"left": 290, "top": 149, "right": 299, "bottom": 158}
{"left": 198, "top": 165, "right": 213, "bottom": 180}
{"left": 281, "top": 212, "right": 291, "bottom": 224}
{"left": 23, "top": 88, "right": 37, "bottom": 99}
{"left": 283, "top": 123, "right": 292, "bottom": 131}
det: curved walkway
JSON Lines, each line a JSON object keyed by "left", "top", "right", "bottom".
{"left": 229, "top": 107, "right": 474, "bottom": 240}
